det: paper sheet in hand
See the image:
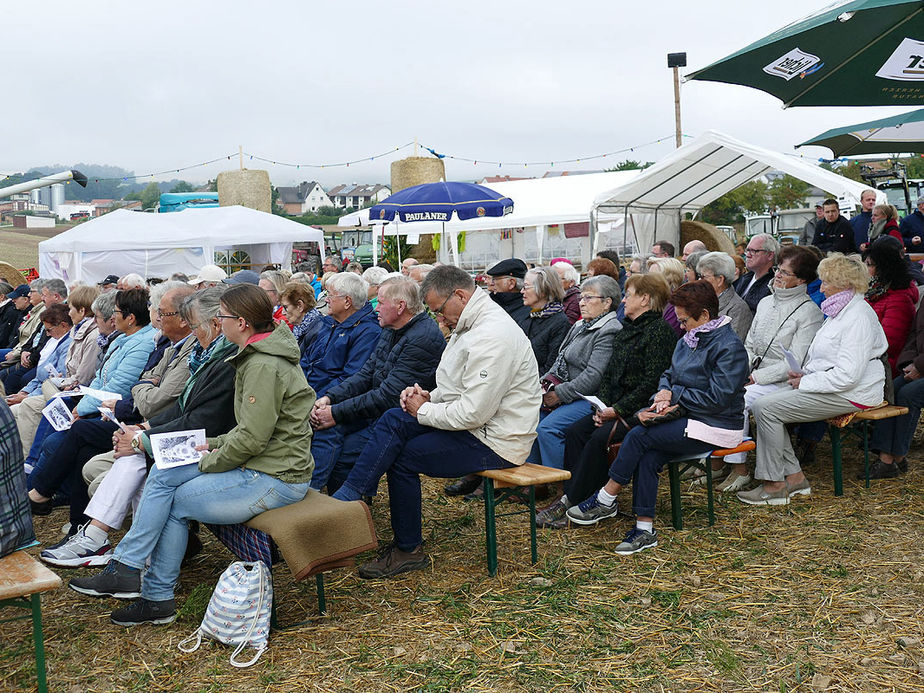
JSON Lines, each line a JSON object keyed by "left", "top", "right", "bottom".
{"left": 41, "top": 397, "right": 75, "bottom": 432}
{"left": 150, "top": 429, "right": 206, "bottom": 470}
{"left": 578, "top": 393, "right": 606, "bottom": 410}
{"left": 79, "top": 386, "right": 122, "bottom": 401}
{"left": 782, "top": 347, "right": 803, "bottom": 375}
{"left": 97, "top": 407, "right": 129, "bottom": 433}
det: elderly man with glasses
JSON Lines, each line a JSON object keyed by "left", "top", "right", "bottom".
{"left": 734, "top": 234, "right": 779, "bottom": 314}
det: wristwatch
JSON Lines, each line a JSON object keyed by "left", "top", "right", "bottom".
{"left": 131, "top": 432, "right": 143, "bottom": 452}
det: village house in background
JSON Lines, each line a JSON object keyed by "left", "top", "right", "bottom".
{"left": 327, "top": 183, "right": 391, "bottom": 209}
{"left": 276, "top": 181, "right": 332, "bottom": 215}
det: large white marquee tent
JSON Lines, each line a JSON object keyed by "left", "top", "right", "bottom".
{"left": 39, "top": 205, "right": 325, "bottom": 284}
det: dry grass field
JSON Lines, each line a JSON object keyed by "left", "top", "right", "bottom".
{"left": 2, "top": 438, "right": 924, "bottom": 692}
{"left": 0, "top": 225, "right": 66, "bottom": 275}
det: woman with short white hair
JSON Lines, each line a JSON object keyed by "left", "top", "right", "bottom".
{"left": 362, "top": 266, "right": 390, "bottom": 309}
{"left": 695, "top": 252, "right": 753, "bottom": 340}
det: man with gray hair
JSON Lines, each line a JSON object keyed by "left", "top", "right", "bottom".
{"left": 734, "top": 233, "right": 779, "bottom": 314}
{"left": 401, "top": 258, "right": 419, "bottom": 276}
{"left": 301, "top": 271, "right": 381, "bottom": 402}
{"left": 309, "top": 277, "right": 446, "bottom": 492}
{"left": 681, "top": 240, "right": 707, "bottom": 262}
{"left": 118, "top": 274, "right": 146, "bottom": 290}
{"left": 408, "top": 263, "right": 434, "bottom": 285}
{"left": 697, "top": 251, "right": 753, "bottom": 340}
{"left": 332, "top": 265, "right": 541, "bottom": 579}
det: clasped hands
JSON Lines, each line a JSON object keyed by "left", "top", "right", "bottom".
{"left": 636, "top": 388, "right": 676, "bottom": 425}
{"left": 400, "top": 383, "right": 430, "bottom": 417}
{"left": 310, "top": 396, "right": 336, "bottom": 430}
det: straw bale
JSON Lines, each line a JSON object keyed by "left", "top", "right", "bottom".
{"left": 681, "top": 220, "right": 736, "bottom": 254}
{"left": 217, "top": 169, "right": 272, "bottom": 213}
{"left": 0, "top": 261, "right": 26, "bottom": 287}
{"left": 389, "top": 157, "right": 445, "bottom": 263}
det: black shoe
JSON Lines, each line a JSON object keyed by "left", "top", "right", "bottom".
{"left": 897, "top": 458, "right": 909, "bottom": 474}
{"left": 795, "top": 438, "right": 817, "bottom": 466}
{"left": 69, "top": 560, "right": 141, "bottom": 599}
{"left": 444, "top": 476, "right": 481, "bottom": 497}
{"left": 110, "top": 598, "right": 176, "bottom": 626}
{"left": 51, "top": 492, "right": 70, "bottom": 508}
{"left": 857, "top": 459, "right": 899, "bottom": 480}
{"left": 358, "top": 542, "right": 430, "bottom": 579}
{"left": 464, "top": 480, "right": 485, "bottom": 501}
{"left": 29, "top": 497, "right": 53, "bottom": 516}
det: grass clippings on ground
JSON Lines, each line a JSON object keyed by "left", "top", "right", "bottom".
{"left": 3, "top": 438, "right": 924, "bottom": 692}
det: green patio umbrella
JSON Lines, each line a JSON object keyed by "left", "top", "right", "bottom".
{"left": 687, "top": 0, "right": 924, "bottom": 107}
{"left": 797, "top": 107, "right": 924, "bottom": 155}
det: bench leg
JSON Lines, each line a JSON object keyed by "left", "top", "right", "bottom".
{"left": 829, "top": 425, "right": 843, "bottom": 496}
{"left": 483, "top": 478, "right": 498, "bottom": 577}
{"left": 528, "top": 485, "right": 538, "bottom": 565}
{"left": 706, "top": 458, "right": 715, "bottom": 527}
{"left": 30, "top": 594, "right": 48, "bottom": 693}
{"left": 667, "top": 462, "right": 683, "bottom": 531}
{"left": 863, "top": 421, "right": 871, "bottom": 489}
{"left": 315, "top": 574, "right": 326, "bottom": 615}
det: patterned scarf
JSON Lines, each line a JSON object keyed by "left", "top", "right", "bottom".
{"left": 864, "top": 275, "right": 889, "bottom": 302}
{"left": 188, "top": 334, "right": 225, "bottom": 375}
{"left": 293, "top": 309, "right": 322, "bottom": 339}
{"left": 528, "top": 301, "right": 564, "bottom": 319}
{"left": 821, "top": 289, "right": 855, "bottom": 318}
{"left": 682, "top": 315, "right": 730, "bottom": 349}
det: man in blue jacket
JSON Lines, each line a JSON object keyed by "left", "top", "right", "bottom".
{"left": 309, "top": 277, "right": 445, "bottom": 492}
{"left": 899, "top": 196, "right": 924, "bottom": 252}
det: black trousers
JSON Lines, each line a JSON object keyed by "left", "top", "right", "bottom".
{"left": 563, "top": 413, "right": 631, "bottom": 503}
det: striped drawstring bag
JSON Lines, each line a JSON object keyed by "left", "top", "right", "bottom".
{"left": 179, "top": 561, "right": 272, "bottom": 667}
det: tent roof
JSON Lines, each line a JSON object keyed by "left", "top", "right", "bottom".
{"left": 593, "top": 130, "right": 885, "bottom": 215}
{"left": 39, "top": 205, "right": 324, "bottom": 253}
{"left": 337, "top": 170, "right": 642, "bottom": 234}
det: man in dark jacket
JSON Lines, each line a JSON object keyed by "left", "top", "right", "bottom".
{"left": 485, "top": 258, "right": 530, "bottom": 323}
{"left": 734, "top": 233, "right": 778, "bottom": 314}
{"left": 0, "top": 284, "right": 28, "bottom": 350}
{"left": 899, "top": 196, "right": 924, "bottom": 252}
{"left": 310, "top": 277, "right": 445, "bottom": 493}
{"left": 812, "top": 199, "right": 856, "bottom": 254}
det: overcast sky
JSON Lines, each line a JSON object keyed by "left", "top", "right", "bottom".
{"left": 3, "top": 0, "right": 913, "bottom": 188}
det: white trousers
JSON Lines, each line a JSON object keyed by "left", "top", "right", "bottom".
{"left": 83, "top": 452, "right": 147, "bottom": 530}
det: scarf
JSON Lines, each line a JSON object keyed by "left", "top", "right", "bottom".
{"left": 821, "top": 289, "right": 854, "bottom": 318}
{"left": 682, "top": 315, "right": 730, "bottom": 349}
{"left": 865, "top": 275, "right": 889, "bottom": 302}
{"left": 529, "top": 301, "right": 564, "bottom": 319}
{"left": 293, "top": 309, "right": 321, "bottom": 339}
{"left": 188, "top": 334, "right": 225, "bottom": 375}
{"left": 868, "top": 218, "right": 887, "bottom": 242}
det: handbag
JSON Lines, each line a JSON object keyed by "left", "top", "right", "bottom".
{"left": 637, "top": 404, "right": 687, "bottom": 427}
{"left": 178, "top": 560, "right": 273, "bottom": 668}
{"left": 605, "top": 411, "right": 633, "bottom": 464}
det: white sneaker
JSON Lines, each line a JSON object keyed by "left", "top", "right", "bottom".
{"left": 40, "top": 526, "right": 112, "bottom": 568}
{"left": 717, "top": 471, "right": 751, "bottom": 493}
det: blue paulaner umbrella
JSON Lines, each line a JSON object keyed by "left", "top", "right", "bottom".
{"left": 368, "top": 181, "right": 513, "bottom": 265}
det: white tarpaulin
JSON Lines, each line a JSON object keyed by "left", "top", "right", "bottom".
{"left": 39, "top": 205, "right": 325, "bottom": 283}
{"left": 592, "top": 130, "right": 886, "bottom": 254}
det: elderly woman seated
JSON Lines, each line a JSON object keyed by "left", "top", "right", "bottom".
{"left": 279, "top": 282, "right": 323, "bottom": 358}
{"left": 740, "top": 254, "right": 888, "bottom": 505}
{"left": 565, "top": 281, "right": 748, "bottom": 554}
{"left": 517, "top": 266, "right": 571, "bottom": 375}
{"left": 527, "top": 275, "right": 622, "bottom": 470}
{"left": 647, "top": 257, "right": 686, "bottom": 337}
{"left": 717, "top": 246, "right": 824, "bottom": 492}
{"left": 696, "top": 251, "right": 753, "bottom": 340}
{"left": 537, "top": 273, "right": 677, "bottom": 528}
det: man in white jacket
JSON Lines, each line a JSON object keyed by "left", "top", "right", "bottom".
{"left": 333, "top": 265, "right": 541, "bottom": 578}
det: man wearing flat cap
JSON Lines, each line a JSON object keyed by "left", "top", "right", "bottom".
{"left": 485, "top": 258, "right": 530, "bottom": 323}
{"left": 0, "top": 284, "right": 28, "bottom": 349}
{"left": 899, "top": 196, "right": 924, "bottom": 251}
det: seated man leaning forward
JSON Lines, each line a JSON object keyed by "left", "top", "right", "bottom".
{"left": 332, "top": 265, "right": 542, "bottom": 578}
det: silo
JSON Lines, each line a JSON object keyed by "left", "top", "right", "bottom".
{"left": 50, "top": 183, "right": 65, "bottom": 213}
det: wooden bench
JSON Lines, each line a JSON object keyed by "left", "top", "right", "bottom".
{"left": 827, "top": 404, "right": 909, "bottom": 495}
{"left": 0, "top": 550, "right": 62, "bottom": 693}
{"left": 665, "top": 440, "right": 757, "bottom": 530}
{"left": 477, "top": 463, "right": 571, "bottom": 576}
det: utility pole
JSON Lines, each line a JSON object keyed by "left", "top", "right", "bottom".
{"left": 667, "top": 53, "right": 687, "bottom": 148}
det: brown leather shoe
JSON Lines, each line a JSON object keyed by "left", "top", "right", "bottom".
{"left": 358, "top": 543, "right": 430, "bottom": 579}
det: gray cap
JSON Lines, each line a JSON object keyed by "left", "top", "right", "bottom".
{"left": 916, "top": 195, "right": 924, "bottom": 206}
{"left": 223, "top": 269, "right": 261, "bottom": 285}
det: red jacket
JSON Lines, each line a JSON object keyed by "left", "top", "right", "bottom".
{"left": 867, "top": 283, "right": 919, "bottom": 375}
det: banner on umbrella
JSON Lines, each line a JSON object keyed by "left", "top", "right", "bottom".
{"left": 876, "top": 38, "right": 924, "bottom": 81}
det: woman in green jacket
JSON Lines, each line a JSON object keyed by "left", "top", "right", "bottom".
{"left": 69, "top": 283, "right": 315, "bottom": 627}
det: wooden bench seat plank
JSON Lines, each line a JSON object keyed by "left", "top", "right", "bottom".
{"left": 0, "top": 551, "right": 61, "bottom": 601}
{"left": 478, "top": 463, "right": 570, "bottom": 489}
{"left": 711, "top": 441, "right": 756, "bottom": 457}
{"left": 854, "top": 406, "right": 909, "bottom": 421}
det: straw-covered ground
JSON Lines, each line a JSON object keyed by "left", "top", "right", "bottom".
{"left": 3, "top": 438, "right": 924, "bottom": 692}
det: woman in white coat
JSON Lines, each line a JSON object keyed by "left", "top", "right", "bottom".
{"left": 740, "top": 254, "right": 888, "bottom": 506}
{"left": 717, "top": 247, "right": 824, "bottom": 492}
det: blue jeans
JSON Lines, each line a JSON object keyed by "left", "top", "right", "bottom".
{"left": 607, "top": 418, "right": 714, "bottom": 519}
{"left": 334, "top": 408, "right": 512, "bottom": 551}
{"left": 871, "top": 375, "right": 924, "bottom": 458}
{"left": 527, "top": 399, "right": 592, "bottom": 469}
{"left": 114, "top": 464, "right": 308, "bottom": 602}
{"left": 309, "top": 421, "right": 373, "bottom": 493}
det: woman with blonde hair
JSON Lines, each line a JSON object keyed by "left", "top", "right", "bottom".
{"left": 740, "top": 254, "right": 888, "bottom": 506}
{"left": 647, "top": 257, "right": 685, "bottom": 337}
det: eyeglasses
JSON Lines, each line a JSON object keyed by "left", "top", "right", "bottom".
{"left": 579, "top": 294, "right": 606, "bottom": 302}
{"left": 112, "top": 309, "right": 123, "bottom": 316}
{"left": 432, "top": 293, "right": 455, "bottom": 317}
{"left": 522, "top": 283, "right": 535, "bottom": 291}
{"left": 216, "top": 314, "right": 240, "bottom": 321}
{"left": 157, "top": 309, "right": 179, "bottom": 318}
{"left": 744, "top": 248, "right": 771, "bottom": 255}
{"left": 773, "top": 266, "right": 796, "bottom": 278}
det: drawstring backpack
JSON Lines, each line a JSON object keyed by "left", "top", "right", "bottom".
{"left": 179, "top": 561, "right": 273, "bottom": 667}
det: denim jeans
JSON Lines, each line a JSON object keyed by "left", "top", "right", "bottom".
{"left": 870, "top": 375, "right": 924, "bottom": 458}
{"left": 527, "top": 399, "right": 593, "bottom": 469}
{"left": 309, "top": 420, "right": 373, "bottom": 493}
{"left": 334, "top": 408, "right": 512, "bottom": 551}
{"left": 608, "top": 418, "right": 714, "bottom": 519}
{"left": 114, "top": 464, "right": 308, "bottom": 602}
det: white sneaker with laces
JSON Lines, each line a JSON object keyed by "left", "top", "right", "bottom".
{"left": 40, "top": 525, "right": 112, "bottom": 568}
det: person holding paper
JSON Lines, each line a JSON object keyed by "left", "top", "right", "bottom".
{"left": 566, "top": 281, "right": 748, "bottom": 555}
{"left": 5, "top": 304, "right": 73, "bottom": 406}
{"left": 741, "top": 254, "right": 888, "bottom": 506}
{"left": 715, "top": 247, "right": 823, "bottom": 493}
{"left": 70, "top": 283, "right": 313, "bottom": 627}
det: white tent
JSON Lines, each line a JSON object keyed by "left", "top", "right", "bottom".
{"left": 592, "top": 130, "right": 886, "bottom": 255}
{"left": 337, "top": 171, "right": 642, "bottom": 267}
{"left": 39, "top": 205, "right": 325, "bottom": 284}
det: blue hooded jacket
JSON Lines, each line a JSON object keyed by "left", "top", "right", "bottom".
{"left": 300, "top": 301, "right": 381, "bottom": 398}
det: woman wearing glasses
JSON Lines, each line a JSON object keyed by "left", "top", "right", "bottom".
{"left": 716, "top": 246, "right": 823, "bottom": 492}
{"left": 527, "top": 275, "right": 622, "bottom": 471}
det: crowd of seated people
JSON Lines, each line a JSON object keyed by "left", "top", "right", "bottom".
{"left": 5, "top": 210, "right": 924, "bottom": 629}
